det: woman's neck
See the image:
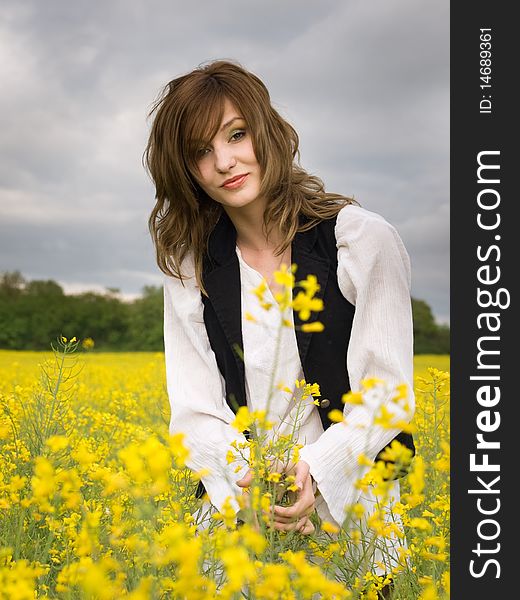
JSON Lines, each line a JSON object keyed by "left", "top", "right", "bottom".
{"left": 223, "top": 203, "right": 283, "bottom": 252}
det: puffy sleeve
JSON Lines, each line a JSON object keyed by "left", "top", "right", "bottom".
{"left": 163, "top": 254, "right": 250, "bottom": 513}
{"left": 298, "top": 204, "right": 415, "bottom": 527}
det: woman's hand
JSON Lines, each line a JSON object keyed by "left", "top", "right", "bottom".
{"left": 272, "top": 461, "right": 316, "bottom": 534}
{"left": 236, "top": 460, "right": 316, "bottom": 534}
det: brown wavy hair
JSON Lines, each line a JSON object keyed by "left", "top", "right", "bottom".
{"left": 144, "top": 59, "right": 355, "bottom": 295}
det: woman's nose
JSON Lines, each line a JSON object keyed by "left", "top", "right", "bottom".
{"left": 214, "top": 145, "right": 237, "bottom": 173}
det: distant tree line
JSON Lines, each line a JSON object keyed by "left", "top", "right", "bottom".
{"left": 0, "top": 271, "right": 449, "bottom": 354}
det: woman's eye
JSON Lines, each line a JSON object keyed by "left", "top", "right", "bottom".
{"left": 230, "top": 129, "right": 246, "bottom": 142}
{"left": 197, "top": 147, "right": 211, "bottom": 158}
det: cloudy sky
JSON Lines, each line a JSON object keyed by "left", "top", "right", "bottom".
{"left": 0, "top": 0, "right": 449, "bottom": 323}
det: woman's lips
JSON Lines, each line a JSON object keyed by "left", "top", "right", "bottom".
{"left": 222, "top": 174, "right": 248, "bottom": 189}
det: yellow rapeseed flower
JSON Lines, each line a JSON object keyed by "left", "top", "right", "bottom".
{"left": 418, "top": 583, "right": 439, "bottom": 600}
{"left": 212, "top": 496, "right": 238, "bottom": 529}
{"left": 45, "top": 435, "right": 70, "bottom": 452}
{"left": 301, "top": 321, "right": 325, "bottom": 333}
{"left": 409, "top": 517, "right": 433, "bottom": 532}
{"left": 357, "top": 453, "right": 374, "bottom": 467}
{"left": 292, "top": 291, "right": 324, "bottom": 321}
{"left": 31, "top": 457, "right": 56, "bottom": 514}
{"left": 328, "top": 409, "right": 345, "bottom": 423}
{"left": 168, "top": 432, "right": 190, "bottom": 466}
{"left": 377, "top": 439, "right": 414, "bottom": 465}
{"left": 321, "top": 521, "right": 340, "bottom": 534}
{"left": 82, "top": 337, "right": 95, "bottom": 349}
{"left": 238, "top": 523, "right": 267, "bottom": 554}
{"left": 360, "top": 377, "right": 384, "bottom": 389}
{"left": 231, "top": 406, "right": 254, "bottom": 433}
{"left": 273, "top": 264, "right": 295, "bottom": 288}
{"left": 297, "top": 274, "right": 320, "bottom": 297}
{"left": 342, "top": 391, "right": 364, "bottom": 405}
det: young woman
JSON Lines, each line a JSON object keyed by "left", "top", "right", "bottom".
{"left": 145, "top": 60, "right": 415, "bottom": 551}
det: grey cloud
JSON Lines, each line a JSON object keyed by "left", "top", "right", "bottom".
{"left": 0, "top": 0, "right": 449, "bottom": 322}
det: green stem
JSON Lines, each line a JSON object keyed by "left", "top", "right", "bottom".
{"left": 13, "top": 506, "right": 27, "bottom": 560}
{"left": 42, "top": 346, "right": 68, "bottom": 441}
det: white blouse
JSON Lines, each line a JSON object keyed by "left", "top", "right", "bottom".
{"left": 163, "top": 204, "right": 415, "bottom": 527}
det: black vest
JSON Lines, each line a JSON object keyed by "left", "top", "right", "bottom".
{"left": 196, "top": 211, "right": 414, "bottom": 498}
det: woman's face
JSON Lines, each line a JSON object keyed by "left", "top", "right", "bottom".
{"left": 192, "top": 98, "right": 263, "bottom": 213}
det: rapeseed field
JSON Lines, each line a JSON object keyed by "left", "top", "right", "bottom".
{"left": 0, "top": 341, "right": 449, "bottom": 599}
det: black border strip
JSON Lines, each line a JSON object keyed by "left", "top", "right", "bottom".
{"left": 451, "top": 3, "right": 514, "bottom": 595}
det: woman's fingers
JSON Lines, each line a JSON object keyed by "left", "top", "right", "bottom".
{"left": 237, "top": 461, "right": 317, "bottom": 533}
{"left": 235, "top": 469, "right": 253, "bottom": 488}
{"left": 268, "top": 473, "right": 316, "bottom": 529}
{"left": 268, "top": 502, "right": 315, "bottom": 523}
{"left": 274, "top": 474, "right": 315, "bottom": 519}
{"left": 299, "top": 518, "right": 315, "bottom": 535}
{"left": 270, "top": 515, "right": 315, "bottom": 534}
{"left": 293, "top": 460, "right": 310, "bottom": 491}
